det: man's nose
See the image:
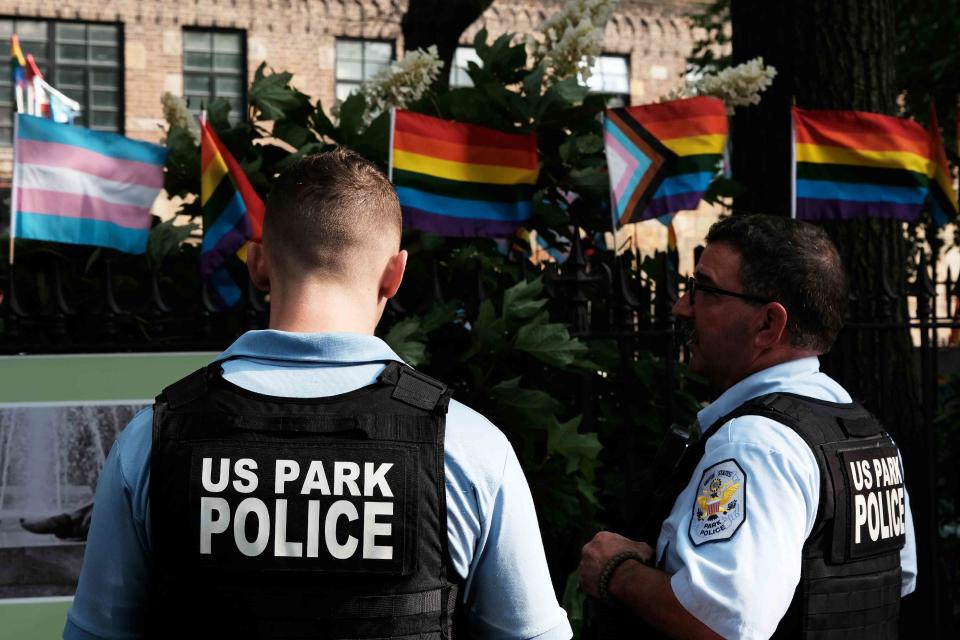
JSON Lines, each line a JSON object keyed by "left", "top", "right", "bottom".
{"left": 673, "top": 290, "right": 693, "bottom": 317}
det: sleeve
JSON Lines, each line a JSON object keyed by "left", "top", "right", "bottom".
{"left": 668, "top": 421, "right": 819, "bottom": 640}
{"left": 899, "top": 485, "right": 917, "bottom": 596}
{"left": 63, "top": 410, "right": 153, "bottom": 640}
{"left": 463, "top": 444, "right": 573, "bottom": 640}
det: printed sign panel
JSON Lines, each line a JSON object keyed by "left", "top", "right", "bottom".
{"left": 0, "top": 352, "right": 214, "bottom": 610}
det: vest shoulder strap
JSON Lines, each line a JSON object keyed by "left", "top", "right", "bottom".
{"left": 159, "top": 366, "right": 211, "bottom": 410}
{"left": 710, "top": 392, "right": 883, "bottom": 446}
{"left": 378, "top": 362, "right": 451, "bottom": 412}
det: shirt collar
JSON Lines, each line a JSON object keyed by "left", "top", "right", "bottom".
{"left": 216, "top": 330, "right": 405, "bottom": 366}
{"left": 696, "top": 356, "right": 823, "bottom": 432}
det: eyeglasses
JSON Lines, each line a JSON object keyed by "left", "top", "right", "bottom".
{"left": 684, "top": 276, "right": 771, "bottom": 306}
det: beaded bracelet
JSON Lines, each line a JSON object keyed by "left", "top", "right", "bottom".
{"left": 597, "top": 551, "right": 649, "bottom": 602}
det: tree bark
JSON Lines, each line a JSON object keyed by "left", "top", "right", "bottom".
{"left": 402, "top": 0, "right": 495, "bottom": 91}
{"left": 731, "top": 0, "right": 935, "bottom": 631}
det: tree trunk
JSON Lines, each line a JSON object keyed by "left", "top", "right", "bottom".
{"left": 401, "top": 0, "right": 495, "bottom": 91}
{"left": 731, "top": 0, "right": 936, "bottom": 632}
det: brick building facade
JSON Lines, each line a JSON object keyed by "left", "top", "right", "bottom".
{"left": 0, "top": 0, "right": 707, "bottom": 143}
{"left": 0, "top": 0, "right": 716, "bottom": 265}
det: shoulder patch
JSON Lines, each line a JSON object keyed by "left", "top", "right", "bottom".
{"left": 689, "top": 458, "right": 747, "bottom": 546}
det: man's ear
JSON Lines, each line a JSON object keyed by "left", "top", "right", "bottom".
{"left": 379, "top": 250, "right": 407, "bottom": 300}
{"left": 755, "top": 302, "right": 789, "bottom": 349}
{"left": 246, "top": 242, "right": 271, "bottom": 292}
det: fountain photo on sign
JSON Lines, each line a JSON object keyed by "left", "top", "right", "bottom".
{"left": 0, "top": 402, "right": 145, "bottom": 548}
{"left": 0, "top": 352, "right": 212, "bottom": 603}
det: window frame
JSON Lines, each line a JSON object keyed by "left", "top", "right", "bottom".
{"left": 585, "top": 53, "right": 631, "bottom": 107}
{"left": 449, "top": 45, "right": 481, "bottom": 89}
{"left": 334, "top": 37, "right": 396, "bottom": 102}
{"left": 181, "top": 26, "right": 248, "bottom": 123}
{"left": 0, "top": 15, "right": 125, "bottom": 144}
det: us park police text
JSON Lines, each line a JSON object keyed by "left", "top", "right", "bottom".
{"left": 198, "top": 457, "right": 396, "bottom": 560}
{"left": 850, "top": 455, "right": 906, "bottom": 544}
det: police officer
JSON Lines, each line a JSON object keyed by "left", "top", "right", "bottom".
{"left": 579, "top": 215, "right": 916, "bottom": 639}
{"left": 65, "top": 150, "right": 572, "bottom": 640}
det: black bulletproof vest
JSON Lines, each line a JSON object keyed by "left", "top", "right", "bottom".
{"left": 635, "top": 393, "right": 906, "bottom": 640}
{"left": 148, "top": 360, "right": 461, "bottom": 640}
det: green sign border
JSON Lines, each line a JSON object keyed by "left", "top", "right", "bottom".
{"left": 0, "top": 352, "right": 217, "bottom": 403}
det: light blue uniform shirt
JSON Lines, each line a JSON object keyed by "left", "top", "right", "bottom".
{"left": 655, "top": 357, "right": 917, "bottom": 640}
{"left": 64, "top": 331, "right": 572, "bottom": 640}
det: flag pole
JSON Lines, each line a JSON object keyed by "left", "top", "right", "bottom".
{"left": 9, "top": 113, "right": 19, "bottom": 265}
{"left": 388, "top": 108, "right": 396, "bottom": 182}
{"left": 790, "top": 104, "right": 797, "bottom": 220}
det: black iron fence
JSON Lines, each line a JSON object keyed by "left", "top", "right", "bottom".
{"left": 1, "top": 237, "right": 958, "bottom": 632}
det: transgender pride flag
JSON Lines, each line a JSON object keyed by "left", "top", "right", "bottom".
{"left": 12, "top": 114, "right": 167, "bottom": 255}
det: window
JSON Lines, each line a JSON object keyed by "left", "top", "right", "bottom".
{"left": 0, "top": 18, "right": 123, "bottom": 144}
{"left": 183, "top": 29, "right": 246, "bottom": 124}
{"left": 584, "top": 54, "right": 631, "bottom": 107}
{"left": 335, "top": 39, "right": 394, "bottom": 102}
{"left": 449, "top": 46, "right": 481, "bottom": 88}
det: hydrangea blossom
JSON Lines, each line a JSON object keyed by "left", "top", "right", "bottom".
{"left": 161, "top": 91, "right": 200, "bottom": 145}
{"left": 340, "top": 46, "right": 443, "bottom": 127}
{"left": 531, "top": 0, "right": 619, "bottom": 81}
{"left": 667, "top": 57, "right": 777, "bottom": 114}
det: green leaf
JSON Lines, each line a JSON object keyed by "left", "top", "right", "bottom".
{"left": 702, "top": 175, "right": 746, "bottom": 205}
{"left": 547, "top": 415, "right": 602, "bottom": 478}
{"left": 575, "top": 133, "right": 603, "bottom": 155}
{"left": 206, "top": 97, "right": 232, "bottom": 130}
{"left": 568, "top": 166, "right": 610, "bottom": 195}
{"left": 472, "top": 28, "right": 489, "bottom": 55}
{"left": 472, "top": 299, "right": 508, "bottom": 353}
{"left": 146, "top": 218, "right": 199, "bottom": 273}
{"left": 249, "top": 62, "right": 310, "bottom": 121}
{"left": 522, "top": 64, "right": 546, "bottom": 100}
{"left": 532, "top": 197, "right": 570, "bottom": 228}
{"left": 552, "top": 77, "right": 590, "bottom": 105}
{"left": 384, "top": 317, "right": 427, "bottom": 367}
{"left": 515, "top": 323, "right": 588, "bottom": 367}
{"left": 337, "top": 92, "right": 368, "bottom": 140}
{"left": 272, "top": 119, "right": 313, "bottom": 148}
{"left": 490, "top": 377, "right": 564, "bottom": 426}
{"left": 163, "top": 125, "right": 200, "bottom": 199}
{"left": 562, "top": 569, "right": 586, "bottom": 637}
{"left": 311, "top": 100, "right": 340, "bottom": 140}
{"left": 353, "top": 110, "right": 391, "bottom": 166}
{"left": 420, "top": 301, "right": 458, "bottom": 333}
{"left": 275, "top": 141, "right": 328, "bottom": 171}
{"left": 502, "top": 277, "right": 547, "bottom": 327}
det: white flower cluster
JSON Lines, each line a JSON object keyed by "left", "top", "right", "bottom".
{"left": 348, "top": 46, "right": 443, "bottom": 126}
{"left": 533, "top": 0, "right": 619, "bottom": 81}
{"left": 161, "top": 91, "right": 200, "bottom": 145}
{"left": 671, "top": 58, "right": 777, "bottom": 114}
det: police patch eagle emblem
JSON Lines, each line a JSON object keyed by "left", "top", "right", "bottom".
{"left": 689, "top": 458, "right": 746, "bottom": 545}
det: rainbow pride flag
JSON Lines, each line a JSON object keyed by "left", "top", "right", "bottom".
{"left": 605, "top": 97, "right": 727, "bottom": 225}
{"left": 200, "top": 113, "right": 264, "bottom": 308}
{"left": 926, "top": 105, "right": 958, "bottom": 228}
{"left": 389, "top": 109, "right": 538, "bottom": 237}
{"left": 792, "top": 107, "right": 931, "bottom": 222}
{"left": 10, "top": 35, "right": 27, "bottom": 113}
{"left": 12, "top": 114, "right": 166, "bottom": 254}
